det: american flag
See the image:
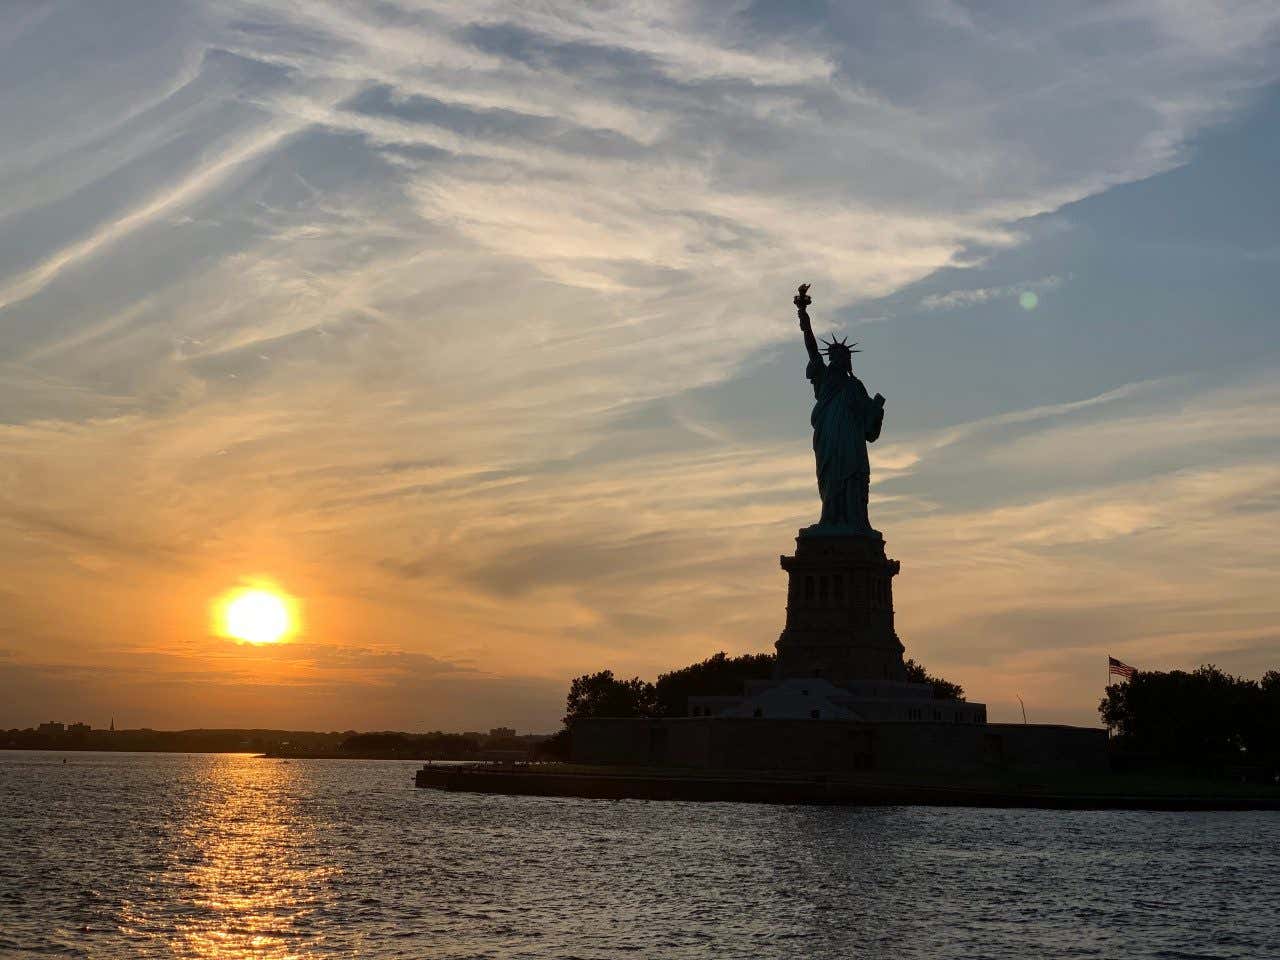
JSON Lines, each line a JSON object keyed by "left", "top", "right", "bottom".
{"left": 1108, "top": 656, "right": 1136, "bottom": 680}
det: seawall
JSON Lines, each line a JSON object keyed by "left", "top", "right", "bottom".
{"left": 414, "top": 764, "right": 1280, "bottom": 810}
{"left": 571, "top": 717, "right": 1108, "bottom": 776}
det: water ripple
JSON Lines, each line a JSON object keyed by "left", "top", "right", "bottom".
{"left": 1, "top": 752, "right": 1278, "bottom": 958}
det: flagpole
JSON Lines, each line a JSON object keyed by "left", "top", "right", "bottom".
{"left": 1105, "top": 655, "right": 1112, "bottom": 739}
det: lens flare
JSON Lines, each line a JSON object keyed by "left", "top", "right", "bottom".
{"left": 1019, "top": 290, "right": 1039, "bottom": 310}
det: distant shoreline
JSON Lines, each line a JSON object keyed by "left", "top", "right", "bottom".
{"left": 1, "top": 745, "right": 263, "bottom": 755}
{"left": 0, "top": 746, "right": 469, "bottom": 761}
{"left": 2, "top": 727, "right": 548, "bottom": 760}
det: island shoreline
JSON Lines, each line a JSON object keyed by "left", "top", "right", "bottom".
{"left": 414, "top": 763, "right": 1280, "bottom": 811}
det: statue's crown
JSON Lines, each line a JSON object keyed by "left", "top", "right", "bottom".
{"left": 820, "top": 336, "right": 859, "bottom": 358}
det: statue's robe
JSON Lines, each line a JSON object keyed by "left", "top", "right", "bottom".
{"left": 807, "top": 357, "right": 883, "bottom": 532}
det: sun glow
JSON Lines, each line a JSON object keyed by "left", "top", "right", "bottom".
{"left": 213, "top": 584, "right": 299, "bottom": 645}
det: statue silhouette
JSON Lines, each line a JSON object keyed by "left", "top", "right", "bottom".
{"left": 794, "top": 284, "right": 885, "bottom": 536}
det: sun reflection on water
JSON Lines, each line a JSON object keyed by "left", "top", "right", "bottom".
{"left": 132, "top": 756, "right": 336, "bottom": 959}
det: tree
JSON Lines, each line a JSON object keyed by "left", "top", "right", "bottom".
{"left": 1099, "top": 664, "right": 1270, "bottom": 772}
{"left": 536, "top": 727, "right": 572, "bottom": 760}
{"left": 654, "top": 652, "right": 776, "bottom": 716}
{"left": 563, "top": 670, "right": 657, "bottom": 724}
{"left": 340, "top": 732, "right": 415, "bottom": 755}
{"left": 903, "top": 658, "right": 965, "bottom": 700}
{"left": 339, "top": 731, "right": 481, "bottom": 759}
{"left": 1249, "top": 671, "right": 1280, "bottom": 774}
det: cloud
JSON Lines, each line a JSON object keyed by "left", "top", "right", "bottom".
{"left": 0, "top": 124, "right": 299, "bottom": 315}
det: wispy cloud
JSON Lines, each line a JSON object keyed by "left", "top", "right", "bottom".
{"left": 919, "top": 275, "right": 1064, "bottom": 311}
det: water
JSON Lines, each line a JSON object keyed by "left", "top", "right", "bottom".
{"left": 1, "top": 751, "right": 1277, "bottom": 958}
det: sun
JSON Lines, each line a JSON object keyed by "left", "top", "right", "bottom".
{"left": 213, "top": 584, "right": 298, "bottom": 645}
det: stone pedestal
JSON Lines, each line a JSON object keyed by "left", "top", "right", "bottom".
{"left": 775, "top": 531, "right": 906, "bottom": 687}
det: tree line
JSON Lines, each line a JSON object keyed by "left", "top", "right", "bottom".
{"left": 1100, "top": 664, "right": 1280, "bottom": 776}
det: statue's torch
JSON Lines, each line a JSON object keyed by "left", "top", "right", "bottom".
{"left": 794, "top": 283, "right": 812, "bottom": 327}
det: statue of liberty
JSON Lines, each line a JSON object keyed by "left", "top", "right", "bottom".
{"left": 794, "top": 284, "right": 886, "bottom": 536}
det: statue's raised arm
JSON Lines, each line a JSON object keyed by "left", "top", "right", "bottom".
{"left": 794, "top": 283, "right": 823, "bottom": 368}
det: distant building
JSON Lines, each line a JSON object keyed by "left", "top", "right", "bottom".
{"left": 37, "top": 721, "right": 65, "bottom": 735}
{"left": 489, "top": 727, "right": 516, "bottom": 739}
{"left": 68, "top": 722, "right": 91, "bottom": 735}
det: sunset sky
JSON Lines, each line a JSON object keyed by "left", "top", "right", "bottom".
{"left": 2, "top": 1, "right": 1278, "bottom": 732}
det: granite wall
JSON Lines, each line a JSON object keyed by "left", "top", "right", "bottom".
{"left": 571, "top": 717, "right": 1107, "bottom": 776}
